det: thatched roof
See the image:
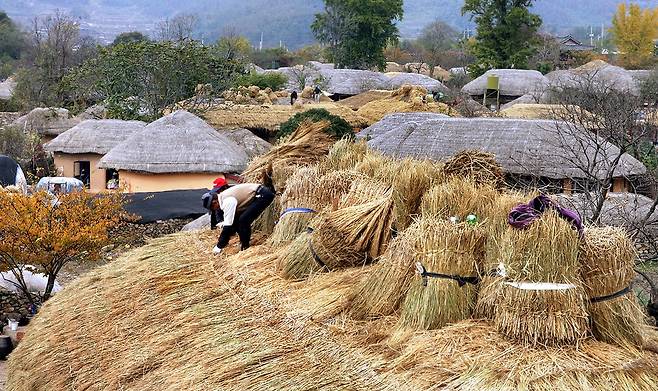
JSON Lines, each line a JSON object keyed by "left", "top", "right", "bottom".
{"left": 385, "top": 73, "right": 449, "bottom": 93}
{"left": 499, "top": 104, "right": 589, "bottom": 121}
{"left": 359, "top": 117, "right": 646, "bottom": 180}
{"left": 500, "top": 93, "right": 543, "bottom": 110}
{"left": 320, "top": 69, "right": 392, "bottom": 95}
{"left": 99, "top": 110, "right": 249, "bottom": 174}
{"left": 307, "top": 61, "right": 334, "bottom": 70}
{"left": 462, "top": 69, "right": 549, "bottom": 97}
{"left": 546, "top": 61, "right": 641, "bottom": 94}
{"left": 0, "top": 77, "right": 16, "bottom": 100}
{"left": 358, "top": 112, "right": 450, "bottom": 140}
{"left": 628, "top": 69, "right": 654, "bottom": 82}
{"left": 11, "top": 107, "right": 81, "bottom": 137}
{"left": 203, "top": 103, "right": 369, "bottom": 132}
{"left": 336, "top": 90, "right": 391, "bottom": 110}
{"left": 44, "top": 120, "right": 146, "bottom": 155}
{"left": 222, "top": 128, "right": 271, "bottom": 159}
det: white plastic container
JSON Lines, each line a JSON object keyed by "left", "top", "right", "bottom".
{"left": 8, "top": 319, "right": 18, "bottom": 331}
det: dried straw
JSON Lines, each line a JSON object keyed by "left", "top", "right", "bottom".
{"left": 389, "top": 158, "right": 444, "bottom": 230}
{"left": 398, "top": 219, "right": 485, "bottom": 331}
{"left": 420, "top": 178, "right": 498, "bottom": 221}
{"left": 318, "top": 138, "right": 368, "bottom": 173}
{"left": 494, "top": 212, "right": 589, "bottom": 346}
{"left": 443, "top": 150, "right": 505, "bottom": 189}
{"left": 580, "top": 226, "right": 646, "bottom": 348}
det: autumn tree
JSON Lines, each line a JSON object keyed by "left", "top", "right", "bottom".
{"left": 312, "top": 0, "right": 404, "bottom": 70}
{"left": 0, "top": 190, "right": 126, "bottom": 304}
{"left": 610, "top": 3, "right": 658, "bottom": 69}
{"left": 462, "top": 0, "right": 542, "bottom": 76}
{"left": 215, "top": 27, "right": 252, "bottom": 62}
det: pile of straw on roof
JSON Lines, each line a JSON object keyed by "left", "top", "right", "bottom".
{"left": 356, "top": 85, "right": 456, "bottom": 123}
{"left": 336, "top": 90, "right": 391, "bottom": 110}
{"left": 499, "top": 103, "right": 595, "bottom": 122}
{"left": 203, "top": 103, "right": 369, "bottom": 133}
{"left": 8, "top": 144, "right": 658, "bottom": 390}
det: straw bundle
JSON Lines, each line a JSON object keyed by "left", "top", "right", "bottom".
{"left": 580, "top": 226, "right": 646, "bottom": 348}
{"left": 494, "top": 212, "right": 589, "bottom": 346}
{"left": 356, "top": 98, "right": 453, "bottom": 124}
{"left": 398, "top": 219, "right": 485, "bottom": 330}
{"left": 339, "top": 176, "right": 391, "bottom": 208}
{"left": 314, "top": 169, "right": 360, "bottom": 211}
{"left": 442, "top": 150, "right": 505, "bottom": 188}
{"left": 420, "top": 178, "right": 498, "bottom": 221}
{"left": 390, "top": 158, "right": 444, "bottom": 230}
{"left": 318, "top": 138, "right": 368, "bottom": 173}
{"left": 475, "top": 192, "right": 531, "bottom": 319}
{"left": 353, "top": 150, "right": 396, "bottom": 180}
{"left": 268, "top": 166, "right": 320, "bottom": 246}
{"left": 280, "top": 192, "right": 394, "bottom": 280}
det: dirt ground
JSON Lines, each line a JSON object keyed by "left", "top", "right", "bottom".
{"left": 0, "top": 361, "right": 6, "bottom": 390}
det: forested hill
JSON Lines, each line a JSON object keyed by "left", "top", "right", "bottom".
{"left": 1, "top": 0, "right": 654, "bottom": 48}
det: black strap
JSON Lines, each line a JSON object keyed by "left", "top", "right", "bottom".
{"left": 416, "top": 262, "right": 480, "bottom": 287}
{"left": 305, "top": 227, "right": 328, "bottom": 270}
{"left": 590, "top": 286, "right": 632, "bottom": 303}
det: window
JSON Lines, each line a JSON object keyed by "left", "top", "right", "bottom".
{"left": 73, "top": 161, "right": 90, "bottom": 188}
{"left": 106, "top": 169, "right": 119, "bottom": 190}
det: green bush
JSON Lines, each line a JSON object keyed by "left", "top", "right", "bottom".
{"left": 277, "top": 108, "right": 354, "bottom": 140}
{"left": 235, "top": 72, "right": 288, "bottom": 91}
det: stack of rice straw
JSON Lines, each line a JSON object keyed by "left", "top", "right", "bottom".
{"left": 581, "top": 226, "right": 646, "bottom": 348}
{"left": 494, "top": 212, "right": 590, "bottom": 346}
{"left": 442, "top": 149, "right": 505, "bottom": 189}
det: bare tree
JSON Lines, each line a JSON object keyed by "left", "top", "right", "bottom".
{"left": 215, "top": 26, "right": 252, "bottom": 61}
{"left": 156, "top": 14, "right": 199, "bottom": 42}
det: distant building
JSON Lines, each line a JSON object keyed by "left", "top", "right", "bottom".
{"left": 556, "top": 35, "right": 596, "bottom": 68}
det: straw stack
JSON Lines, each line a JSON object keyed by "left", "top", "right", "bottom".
{"left": 268, "top": 166, "right": 321, "bottom": 247}
{"left": 474, "top": 192, "right": 531, "bottom": 319}
{"left": 348, "top": 222, "right": 421, "bottom": 320}
{"left": 390, "top": 158, "right": 444, "bottom": 230}
{"left": 354, "top": 151, "right": 395, "bottom": 180}
{"left": 339, "top": 176, "right": 391, "bottom": 208}
{"left": 314, "top": 169, "right": 360, "bottom": 211}
{"left": 421, "top": 178, "right": 498, "bottom": 221}
{"left": 280, "top": 190, "right": 394, "bottom": 280}
{"left": 398, "top": 219, "right": 485, "bottom": 331}
{"left": 494, "top": 212, "right": 589, "bottom": 346}
{"left": 581, "top": 226, "right": 646, "bottom": 348}
{"left": 318, "top": 138, "right": 368, "bottom": 173}
{"left": 442, "top": 150, "right": 505, "bottom": 189}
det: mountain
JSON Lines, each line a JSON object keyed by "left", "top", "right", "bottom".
{"left": 0, "top": 0, "right": 654, "bottom": 48}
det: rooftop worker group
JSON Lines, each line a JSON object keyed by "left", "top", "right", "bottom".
{"left": 202, "top": 177, "right": 275, "bottom": 255}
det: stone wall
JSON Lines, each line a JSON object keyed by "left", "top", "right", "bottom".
{"left": 0, "top": 288, "right": 32, "bottom": 325}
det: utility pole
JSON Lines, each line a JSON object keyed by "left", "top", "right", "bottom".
{"left": 259, "top": 32, "right": 263, "bottom": 51}
{"left": 589, "top": 26, "right": 594, "bottom": 47}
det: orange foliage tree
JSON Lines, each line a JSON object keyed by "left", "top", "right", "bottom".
{"left": 611, "top": 3, "right": 658, "bottom": 69}
{"left": 0, "top": 190, "right": 126, "bottom": 304}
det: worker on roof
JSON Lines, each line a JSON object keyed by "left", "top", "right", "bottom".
{"left": 201, "top": 177, "right": 275, "bottom": 255}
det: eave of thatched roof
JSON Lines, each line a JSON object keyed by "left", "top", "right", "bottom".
{"left": 462, "top": 69, "right": 549, "bottom": 97}
{"left": 99, "top": 110, "right": 249, "bottom": 174}
{"left": 358, "top": 117, "right": 646, "bottom": 180}
{"left": 222, "top": 128, "right": 271, "bottom": 159}
{"left": 11, "top": 107, "right": 81, "bottom": 137}
{"left": 385, "top": 73, "right": 449, "bottom": 93}
{"left": 358, "top": 112, "right": 450, "bottom": 140}
{"left": 202, "top": 103, "right": 369, "bottom": 132}
{"left": 44, "top": 120, "right": 146, "bottom": 155}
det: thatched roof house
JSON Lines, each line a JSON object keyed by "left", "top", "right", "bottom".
{"left": 499, "top": 104, "right": 591, "bottom": 121}
{"left": 0, "top": 77, "right": 16, "bottom": 100}
{"left": 462, "top": 69, "right": 549, "bottom": 102}
{"left": 99, "top": 111, "right": 249, "bottom": 193}
{"left": 11, "top": 107, "right": 81, "bottom": 142}
{"left": 546, "top": 61, "right": 641, "bottom": 95}
{"left": 319, "top": 69, "right": 392, "bottom": 97}
{"left": 358, "top": 112, "right": 450, "bottom": 140}
{"left": 44, "top": 120, "right": 145, "bottom": 192}
{"left": 359, "top": 117, "right": 645, "bottom": 192}
{"left": 385, "top": 73, "right": 449, "bottom": 93}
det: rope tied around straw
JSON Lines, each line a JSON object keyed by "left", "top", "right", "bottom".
{"left": 415, "top": 262, "right": 480, "bottom": 288}
{"left": 590, "top": 286, "right": 632, "bottom": 304}
{"left": 278, "top": 207, "right": 316, "bottom": 221}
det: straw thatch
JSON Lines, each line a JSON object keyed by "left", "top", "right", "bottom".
{"left": 581, "top": 226, "right": 647, "bottom": 348}
{"left": 384, "top": 73, "right": 449, "bottom": 93}
{"left": 99, "top": 110, "right": 248, "bottom": 174}
{"left": 319, "top": 68, "right": 393, "bottom": 96}
{"left": 420, "top": 178, "right": 499, "bottom": 221}
{"left": 43, "top": 120, "right": 146, "bottom": 155}
{"left": 462, "top": 69, "right": 549, "bottom": 97}
{"left": 336, "top": 90, "right": 391, "bottom": 110}
{"left": 499, "top": 103, "right": 591, "bottom": 121}
{"left": 500, "top": 93, "right": 543, "bottom": 110}
{"left": 7, "top": 226, "right": 658, "bottom": 390}
{"left": 546, "top": 60, "right": 641, "bottom": 95}
{"left": 442, "top": 150, "right": 505, "bottom": 188}
{"left": 357, "top": 112, "right": 449, "bottom": 141}
{"left": 494, "top": 212, "right": 589, "bottom": 346}
{"left": 356, "top": 86, "right": 455, "bottom": 124}
{"left": 360, "top": 117, "right": 646, "bottom": 180}
{"left": 0, "top": 76, "right": 16, "bottom": 100}
{"left": 385, "top": 62, "right": 404, "bottom": 73}
{"left": 203, "top": 103, "right": 369, "bottom": 132}
{"left": 11, "top": 107, "right": 81, "bottom": 137}
{"left": 222, "top": 128, "right": 271, "bottom": 159}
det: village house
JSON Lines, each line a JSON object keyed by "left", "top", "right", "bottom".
{"left": 44, "top": 119, "right": 146, "bottom": 192}
{"left": 98, "top": 110, "right": 249, "bottom": 193}
{"left": 359, "top": 113, "right": 646, "bottom": 194}
{"left": 461, "top": 69, "right": 550, "bottom": 106}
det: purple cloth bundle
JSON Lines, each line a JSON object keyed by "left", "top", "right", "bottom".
{"left": 508, "top": 194, "right": 583, "bottom": 234}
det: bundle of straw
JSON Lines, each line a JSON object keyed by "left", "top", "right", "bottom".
{"left": 398, "top": 219, "right": 485, "bottom": 331}
{"left": 339, "top": 176, "right": 391, "bottom": 208}
{"left": 390, "top": 158, "right": 444, "bottom": 230}
{"left": 268, "top": 166, "right": 321, "bottom": 247}
{"left": 494, "top": 212, "right": 589, "bottom": 346}
{"left": 420, "top": 178, "right": 498, "bottom": 221}
{"left": 280, "top": 193, "right": 394, "bottom": 280}
{"left": 318, "top": 138, "right": 368, "bottom": 173}
{"left": 580, "top": 226, "right": 646, "bottom": 348}
{"left": 443, "top": 150, "right": 505, "bottom": 188}
{"left": 474, "top": 192, "right": 531, "bottom": 319}
{"left": 353, "top": 151, "right": 396, "bottom": 180}
{"left": 314, "top": 169, "right": 360, "bottom": 211}
{"left": 349, "top": 222, "right": 420, "bottom": 320}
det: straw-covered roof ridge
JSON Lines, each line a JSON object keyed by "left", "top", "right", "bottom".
{"left": 359, "top": 117, "right": 646, "bottom": 180}
{"left": 320, "top": 68, "right": 392, "bottom": 95}
{"left": 546, "top": 60, "right": 641, "bottom": 95}
{"left": 385, "top": 72, "right": 449, "bottom": 93}
{"left": 99, "top": 110, "right": 249, "bottom": 174}
{"left": 44, "top": 119, "right": 146, "bottom": 155}
{"left": 462, "top": 69, "right": 549, "bottom": 97}
{"left": 11, "top": 107, "right": 81, "bottom": 137}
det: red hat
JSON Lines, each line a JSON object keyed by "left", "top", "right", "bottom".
{"left": 212, "top": 177, "right": 227, "bottom": 189}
